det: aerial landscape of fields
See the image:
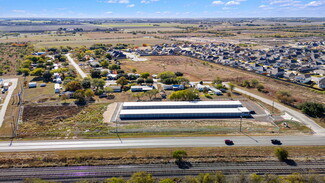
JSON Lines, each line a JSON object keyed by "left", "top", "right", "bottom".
{"left": 0, "top": 0, "right": 325, "bottom": 182}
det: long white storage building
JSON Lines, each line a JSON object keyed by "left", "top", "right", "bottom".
{"left": 120, "top": 107, "right": 250, "bottom": 119}
{"left": 122, "top": 101, "right": 243, "bottom": 109}
{"left": 119, "top": 101, "right": 250, "bottom": 120}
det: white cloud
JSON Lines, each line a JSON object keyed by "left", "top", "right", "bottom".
{"left": 105, "top": 11, "right": 113, "bottom": 14}
{"left": 106, "top": 0, "right": 130, "bottom": 3}
{"left": 127, "top": 4, "right": 135, "bottom": 7}
{"left": 141, "top": 0, "right": 160, "bottom": 4}
{"left": 225, "top": 1, "right": 240, "bottom": 5}
{"left": 305, "top": 1, "right": 323, "bottom": 6}
{"left": 12, "top": 9, "right": 26, "bottom": 13}
{"left": 259, "top": 4, "right": 274, "bottom": 9}
{"left": 212, "top": 1, "right": 225, "bottom": 5}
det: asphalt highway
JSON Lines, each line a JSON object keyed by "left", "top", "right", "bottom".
{"left": 1, "top": 135, "right": 325, "bottom": 152}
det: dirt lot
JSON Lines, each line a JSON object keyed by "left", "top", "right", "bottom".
{"left": 18, "top": 104, "right": 110, "bottom": 138}
{"left": 121, "top": 56, "right": 325, "bottom": 105}
{"left": 0, "top": 146, "right": 324, "bottom": 168}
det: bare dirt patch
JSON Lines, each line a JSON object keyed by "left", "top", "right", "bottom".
{"left": 121, "top": 56, "right": 325, "bottom": 104}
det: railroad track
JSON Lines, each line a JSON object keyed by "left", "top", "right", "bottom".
{"left": 0, "top": 161, "right": 325, "bottom": 182}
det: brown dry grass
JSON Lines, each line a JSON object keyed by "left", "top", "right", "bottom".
{"left": 0, "top": 146, "right": 324, "bottom": 168}
{"left": 121, "top": 56, "right": 325, "bottom": 105}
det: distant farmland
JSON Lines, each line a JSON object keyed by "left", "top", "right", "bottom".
{"left": 0, "top": 24, "right": 102, "bottom": 32}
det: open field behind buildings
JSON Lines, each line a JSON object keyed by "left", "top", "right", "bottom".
{"left": 121, "top": 56, "right": 325, "bottom": 105}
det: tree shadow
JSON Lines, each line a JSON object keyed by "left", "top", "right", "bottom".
{"left": 175, "top": 160, "right": 192, "bottom": 169}
{"left": 284, "top": 159, "right": 297, "bottom": 166}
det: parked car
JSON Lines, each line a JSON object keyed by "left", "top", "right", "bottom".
{"left": 271, "top": 139, "right": 282, "bottom": 145}
{"left": 99, "top": 93, "right": 108, "bottom": 98}
{"left": 224, "top": 139, "right": 234, "bottom": 145}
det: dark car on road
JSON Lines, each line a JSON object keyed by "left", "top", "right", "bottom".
{"left": 224, "top": 139, "right": 234, "bottom": 145}
{"left": 271, "top": 139, "right": 282, "bottom": 145}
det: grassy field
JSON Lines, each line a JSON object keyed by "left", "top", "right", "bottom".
{"left": 34, "top": 37, "right": 172, "bottom": 49}
{"left": 98, "top": 23, "right": 199, "bottom": 28}
{"left": 0, "top": 146, "right": 324, "bottom": 168}
{"left": 121, "top": 56, "right": 325, "bottom": 105}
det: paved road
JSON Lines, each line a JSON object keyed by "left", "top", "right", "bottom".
{"left": 66, "top": 53, "right": 88, "bottom": 79}
{"left": 0, "top": 78, "right": 18, "bottom": 127}
{"left": 1, "top": 135, "right": 325, "bottom": 152}
{"left": 1, "top": 161, "right": 325, "bottom": 182}
{"left": 225, "top": 84, "right": 325, "bottom": 135}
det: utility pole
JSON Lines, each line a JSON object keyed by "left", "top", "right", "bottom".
{"left": 239, "top": 115, "right": 243, "bottom": 132}
{"left": 272, "top": 101, "right": 274, "bottom": 114}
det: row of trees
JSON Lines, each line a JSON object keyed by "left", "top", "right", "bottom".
{"left": 158, "top": 71, "right": 189, "bottom": 85}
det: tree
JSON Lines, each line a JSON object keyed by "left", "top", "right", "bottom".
{"left": 169, "top": 89, "right": 199, "bottom": 101}
{"left": 212, "top": 77, "right": 222, "bottom": 85}
{"left": 145, "top": 89, "right": 159, "bottom": 100}
{"left": 105, "top": 53, "right": 112, "bottom": 60}
{"left": 215, "top": 171, "right": 226, "bottom": 183}
{"left": 140, "top": 72, "right": 150, "bottom": 79}
{"left": 100, "top": 60, "right": 109, "bottom": 68}
{"left": 158, "top": 178, "right": 175, "bottom": 183}
{"left": 106, "top": 177, "right": 126, "bottom": 183}
{"left": 158, "top": 71, "right": 176, "bottom": 80}
{"left": 92, "top": 78, "right": 106, "bottom": 91}
{"left": 276, "top": 91, "right": 295, "bottom": 105}
{"left": 242, "top": 80, "right": 251, "bottom": 88}
{"left": 172, "top": 150, "right": 187, "bottom": 162}
{"left": 101, "top": 70, "right": 109, "bottom": 77}
{"left": 43, "top": 70, "right": 53, "bottom": 82}
{"left": 251, "top": 79, "right": 259, "bottom": 88}
{"left": 176, "top": 77, "right": 189, "bottom": 85}
{"left": 20, "top": 68, "right": 30, "bottom": 76}
{"left": 145, "top": 78, "right": 154, "bottom": 84}
{"left": 131, "top": 68, "right": 137, "bottom": 73}
{"left": 80, "top": 78, "right": 91, "bottom": 89}
{"left": 91, "top": 69, "right": 101, "bottom": 78}
{"left": 299, "top": 102, "right": 325, "bottom": 118}
{"left": 250, "top": 173, "right": 263, "bottom": 183}
{"left": 65, "top": 81, "right": 82, "bottom": 91}
{"left": 104, "top": 86, "right": 114, "bottom": 95}
{"left": 84, "top": 88, "right": 95, "bottom": 100}
{"left": 137, "top": 78, "right": 145, "bottom": 85}
{"left": 127, "top": 172, "right": 154, "bottom": 183}
{"left": 116, "top": 77, "right": 129, "bottom": 89}
{"left": 109, "top": 64, "right": 120, "bottom": 70}
{"left": 133, "top": 92, "right": 144, "bottom": 101}
{"left": 175, "top": 72, "right": 183, "bottom": 77}
{"left": 30, "top": 68, "right": 44, "bottom": 76}
{"left": 228, "top": 83, "right": 235, "bottom": 92}
{"left": 74, "top": 89, "right": 85, "bottom": 103}
{"left": 274, "top": 147, "right": 288, "bottom": 161}
{"left": 256, "top": 84, "right": 264, "bottom": 92}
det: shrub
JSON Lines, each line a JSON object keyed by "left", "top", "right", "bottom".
{"left": 172, "top": 150, "right": 187, "bottom": 161}
{"left": 274, "top": 147, "right": 288, "bottom": 161}
{"left": 299, "top": 102, "right": 325, "bottom": 118}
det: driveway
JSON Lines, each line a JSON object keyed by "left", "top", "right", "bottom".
{"left": 0, "top": 78, "right": 18, "bottom": 127}
{"left": 66, "top": 53, "right": 87, "bottom": 79}
{"left": 224, "top": 83, "right": 325, "bottom": 135}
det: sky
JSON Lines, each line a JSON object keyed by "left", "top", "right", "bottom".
{"left": 0, "top": 0, "right": 324, "bottom": 18}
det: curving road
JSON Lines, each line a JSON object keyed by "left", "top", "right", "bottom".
{"left": 66, "top": 53, "right": 88, "bottom": 79}
{"left": 224, "top": 83, "right": 325, "bottom": 135}
{"left": 1, "top": 135, "right": 325, "bottom": 152}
